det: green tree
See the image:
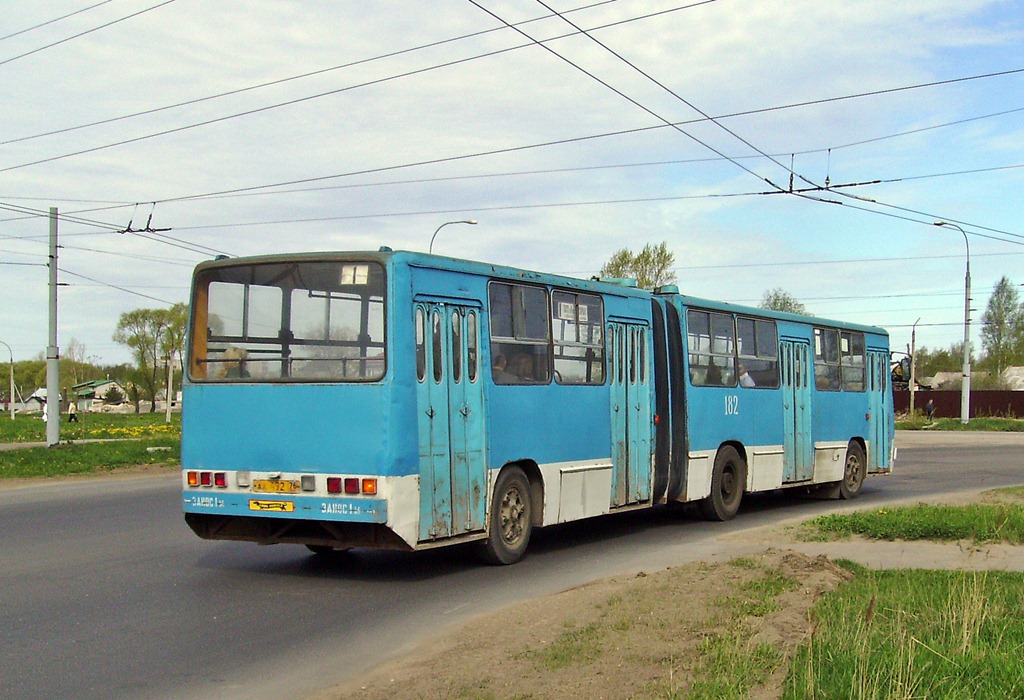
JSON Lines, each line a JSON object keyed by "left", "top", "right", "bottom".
{"left": 979, "top": 276, "right": 1023, "bottom": 376}
{"left": 759, "top": 288, "right": 808, "bottom": 315}
{"left": 159, "top": 303, "right": 189, "bottom": 403}
{"left": 914, "top": 343, "right": 969, "bottom": 382}
{"left": 113, "top": 305, "right": 188, "bottom": 412}
{"left": 600, "top": 242, "right": 677, "bottom": 290}
{"left": 102, "top": 385, "right": 125, "bottom": 405}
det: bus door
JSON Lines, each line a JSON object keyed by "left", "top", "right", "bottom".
{"left": 867, "top": 350, "right": 891, "bottom": 471}
{"left": 780, "top": 339, "right": 814, "bottom": 482}
{"left": 608, "top": 322, "right": 652, "bottom": 506}
{"left": 415, "top": 303, "right": 486, "bottom": 541}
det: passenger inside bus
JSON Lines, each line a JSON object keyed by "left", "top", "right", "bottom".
{"left": 217, "top": 347, "right": 249, "bottom": 379}
{"left": 511, "top": 353, "right": 534, "bottom": 381}
{"left": 738, "top": 364, "right": 755, "bottom": 387}
{"left": 491, "top": 354, "right": 517, "bottom": 383}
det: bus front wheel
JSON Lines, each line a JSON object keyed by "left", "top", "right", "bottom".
{"left": 838, "top": 441, "right": 866, "bottom": 499}
{"left": 699, "top": 446, "right": 745, "bottom": 521}
{"left": 480, "top": 466, "right": 533, "bottom": 565}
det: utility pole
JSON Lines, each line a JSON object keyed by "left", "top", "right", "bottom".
{"left": 909, "top": 318, "right": 920, "bottom": 417}
{"left": 46, "top": 207, "right": 60, "bottom": 446}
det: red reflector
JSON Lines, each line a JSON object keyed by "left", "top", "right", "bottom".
{"left": 214, "top": 472, "right": 227, "bottom": 488}
{"left": 654, "top": 414, "right": 661, "bottom": 425}
{"left": 344, "top": 478, "right": 359, "bottom": 494}
{"left": 200, "top": 472, "right": 212, "bottom": 487}
{"left": 362, "top": 478, "right": 377, "bottom": 495}
{"left": 327, "top": 477, "right": 342, "bottom": 494}
{"left": 187, "top": 471, "right": 199, "bottom": 487}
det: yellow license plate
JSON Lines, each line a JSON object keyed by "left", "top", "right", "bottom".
{"left": 249, "top": 499, "right": 295, "bottom": 513}
{"left": 252, "top": 479, "right": 300, "bottom": 494}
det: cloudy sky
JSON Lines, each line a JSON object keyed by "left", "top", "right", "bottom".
{"left": 1, "top": 0, "right": 1022, "bottom": 366}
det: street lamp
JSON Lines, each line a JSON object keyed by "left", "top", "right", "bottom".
{"left": 429, "top": 220, "right": 477, "bottom": 254}
{"left": 934, "top": 221, "right": 971, "bottom": 424}
{"left": 0, "top": 340, "right": 13, "bottom": 420}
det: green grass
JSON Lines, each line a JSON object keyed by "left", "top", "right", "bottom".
{"left": 526, "top": 623, "right": 605, "bottom": 671}
{"left": 783, "top": 567, "right": 1024, "bottom": 699}
{"left": 0, "top": 411, "right": 180, "bottom": 443}
{"left": 0, "top": 438, "right": 180, "bottom": 479}
{"left": 897, "top": 415, "right": 1024, "bottom": 431}
{"left": 802, "top": 493, "right": 1024, "bottom": 545}
{"left": 0, "top": 413, "right": 181, "bottom": 479}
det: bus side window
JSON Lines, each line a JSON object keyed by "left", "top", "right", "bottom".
{"left": 467, "top": 311, "right": 478, "bottom": 382}
{"left": 488, "top": 282, "right": 551, "bottom": 384}
{"left": 687, "top": 309, "right": 736, "bottom": 386}
{"left": 841, "top": 331, "right": 865, "bottom": 392}
{"left": 814, "top": 327, "right": 840, "bottom": 391}
{"left": 415, "top": 307, "right": 426, "bottom": 382}
{"left": 432, "top": 310, "right": 443, "bottom": 384}
{"left": 737, "top": 317, "right": 779, "bottom": 388}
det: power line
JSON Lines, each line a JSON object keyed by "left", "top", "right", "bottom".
{"left": 160, "top": 184, "right": 1024, "bottom": 248}
{"left": 5, "top": 0, "right": 1019, "bottom": 183}
{"left": 58, "top": 267, "right": 179, "bottom": 305}
{"left": 0, "top": 1, "right": 177, "bottom": 68}
{"left": 0, "top": 0, "right": 117, "bottom": 42}
{"left": 0, "top": 0, "right": 626, "bottom": 147}
{"left": 512, "top": 1, "right": 1022, "bottom": 247}
{"left": 0, "top": 1, "right": 709, "bottom": 172}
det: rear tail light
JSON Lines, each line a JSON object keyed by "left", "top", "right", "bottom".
{"left": 200, "top": 471, "right": 212, "bottom": 487}
{"left": 326, "top": 476, "right": 378, "bottom": 495}
{"left": 214, "top": 472, "right": 227, "bottom": 488}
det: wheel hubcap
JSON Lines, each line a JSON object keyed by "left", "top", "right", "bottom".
{"left": 845, "top": 454, "right": 861, "bottom": 486}
{"left": 500, "top": 485, "right": 526, "bottom": 545}
{"left": 722, "top": 465, "right": 736, "bottom": 499}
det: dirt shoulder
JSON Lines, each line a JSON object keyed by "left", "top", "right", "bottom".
{"left": 317, "top": 548, "right": 853, "bottom": 700}
{"left": 317, "top": 487, "right": 1023, "bottom": 700}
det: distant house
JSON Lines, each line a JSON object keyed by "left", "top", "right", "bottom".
{"left": 920, "top": 371, "right": 962, "bottom": 390}
{"left": 27, "top": 387, "right": 63, "bottom": 409}
{"left": 71, "top": 379, "right": 126, "bottom": 411}
{"left": 1002, "top": 367, "right": 1024, "bottom": 391}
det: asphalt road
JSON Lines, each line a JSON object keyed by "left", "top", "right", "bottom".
{"left": 2, "top": 432, "right": 1023, "bottom": 700}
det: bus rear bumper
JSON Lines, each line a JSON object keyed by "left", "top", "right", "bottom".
{"left": 184, "top": 511, "right": 413, "bottom": 551}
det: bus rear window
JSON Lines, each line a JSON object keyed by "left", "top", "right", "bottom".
{"left": 189, "top": 261, "right": 386, "bottom": 382}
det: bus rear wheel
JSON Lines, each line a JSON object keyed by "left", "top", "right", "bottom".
{"left": 480, "top": 466, "right": 533, "bottom": 565}
{"left": 838, "top": 441, "right": 866, "bottom": 499}
{"left": 699, "top": 446, "right": 745, "bottom": 521}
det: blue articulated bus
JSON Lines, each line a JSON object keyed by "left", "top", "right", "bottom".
{"left": 182, "top": 249, "right": 895, "bottom": 564}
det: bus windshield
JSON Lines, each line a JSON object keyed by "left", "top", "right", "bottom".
{"left": 188, "top": 260, "right": 386, "bottom": 382}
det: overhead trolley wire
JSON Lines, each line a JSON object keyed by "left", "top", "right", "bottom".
{"left": 0, "top": 0, "right": 627, "bottom": 147}
{"left": 0, "top": 0, "right": 117, "bottom": 42}
{"left": 59, "top": 267, "right": 179, "bottom": 305}
{"left": 0, "top": 0, "right": 177, "bottom": 68}
{"left": 505, "top": 1, "right": 1022, "bottom": 249}
{"left": 0, "top": 0, "right": 715, "bottom": 170}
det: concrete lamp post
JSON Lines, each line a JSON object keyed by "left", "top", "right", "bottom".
{"left": 429, "top": 220, "right": 477, "bottom": 254}
{"left": 933, "top": 221, "right": 971, "bottom": 425}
